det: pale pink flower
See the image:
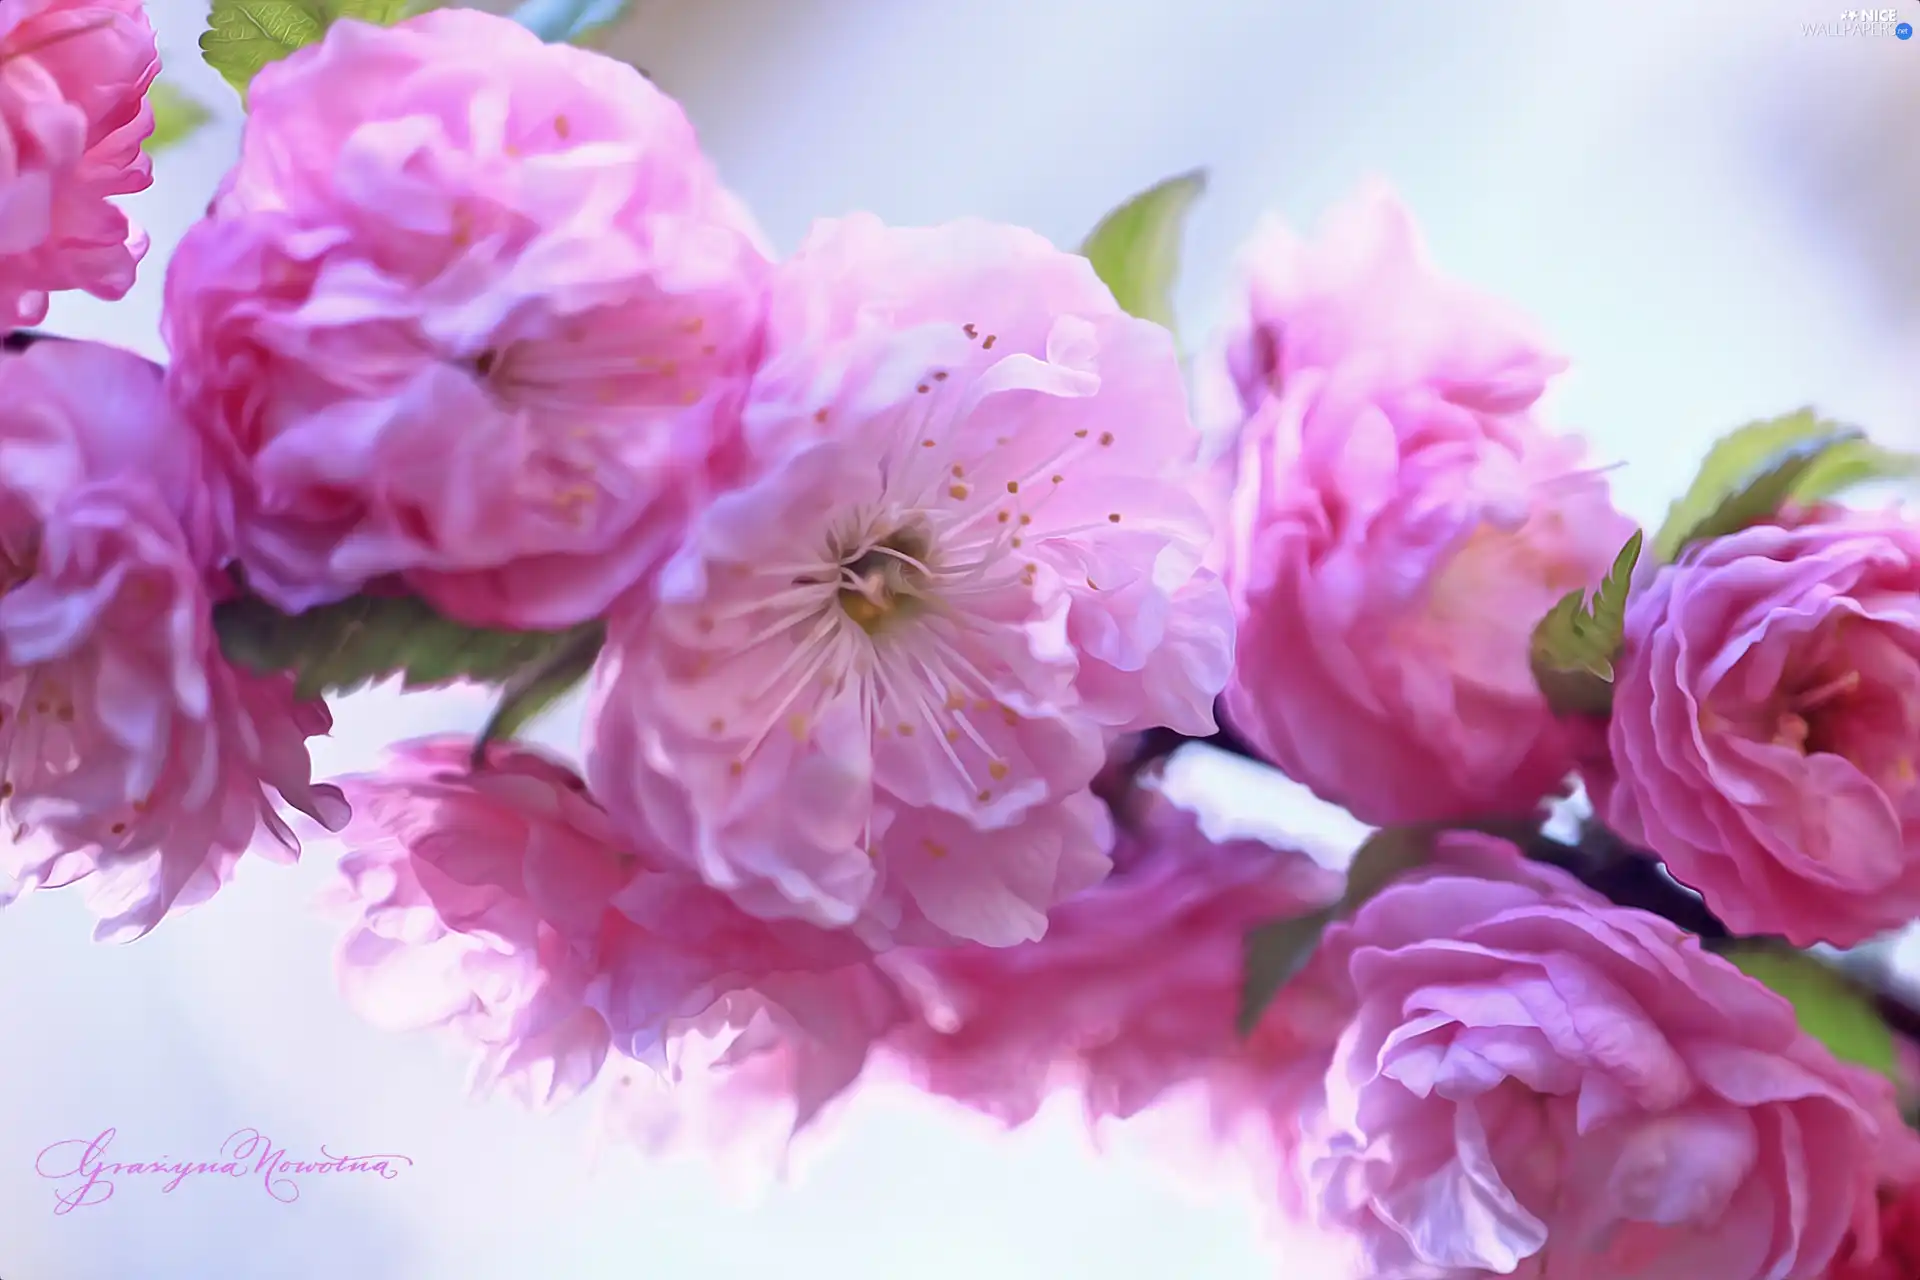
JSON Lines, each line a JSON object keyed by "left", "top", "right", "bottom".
{"left": 1216, "top": 184, "right": 1638, "bottom": 826}
{"left": 0, "top": 0, "right": 157, "bottom": 329}
{"left": 0, "top": 340, "right": 346, "bottom": 942}
{"left": 1595, "top": 513, "right": 1920, "bottom": 946}
{"left": 881, "top": 795, "right": 1341, "bottom": 1129}
{"left": 327, "top": 738, "right": 899, "bottom": 1113}
{"left": 587, "top": 214, "right": 1230, "bottom": 945}
{"left": 1293, "top": 851, "right": 1901, "bottom": 1279}
{"left": 161, "top": 9, "right": 769, "bottom": 630}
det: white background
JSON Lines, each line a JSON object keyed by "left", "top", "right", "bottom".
{"left": 3, "top": 1, "right": 1918, "bottom": 1277}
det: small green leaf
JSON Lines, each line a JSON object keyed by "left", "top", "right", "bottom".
{"left": 1528, "top": 529, "right": 1643, "bottom": 716}
{"left": 144, "top": 82, "right": 212, "bottom": 155}
{"left": 1789, "top": 436, "right": 1920, "bottom": 506}
{"left": 1078, "top": 169, "right": 1207, "bottom": 332}
{"left": 201, "top": 0, "right": 410, "bottom": 99}
{"left": 1238, "top": 907, "right": 1335, "bottom": 1036}
{"left": 1237, "top": 825, "right": 1439, "bottom": 1034}
{"left": 471, "top": 625, "right": 604, "bottom": 765}
{"left": 1725, "top": 946, "right": 1898, "bottom": 1081}
{"left": 213, "top": 593, "right": 596, "bottom": 702}
{"left": 1652, "top": 411, "right": 1868, "bottom": 563}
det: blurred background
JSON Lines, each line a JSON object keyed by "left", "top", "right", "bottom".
{"left": 4, "top": 0, "right": 1917, "bottom": 1276}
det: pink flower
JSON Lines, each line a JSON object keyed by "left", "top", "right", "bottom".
{"left": 1295, "top": 851, "right": 1900, "bottom": 1279}
{"left": 1596, "top": 513, "right": 1920, "bottom": 946}
{"left": 586, "top": 214, "right": 1230, "bottom": 945}
{"left": 1216, "top": 185, "right": 1637, "bottom": 826}
{"left": 0, "top": 340, "right": 347, "bottom": 941}
{"left": 161, "top": 9, "right": 769, "bottom": 630}
{"left": 1827, "top": 1181, "right": 1920, "bottom": 1280}
{"left": 327, "top": 737, "right": 901, "bottom": 1114}
{"left": 881, "top": 795, "right": 1342, "bottom": 1128}
{"left": 0, "top": 0, "right": 157, "bottom": 329}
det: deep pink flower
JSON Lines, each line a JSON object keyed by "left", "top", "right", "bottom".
{"left": 326, "top": 737, "right": 900, "bottom": 1113}
{"left": 880, "top": 795, "right": 1341, "bottom": 1128}
{"left": 161, "top": 9, "right": 768, "bottom": 630}
{"left": 1293, "top": 851, "right": 1901, "bottom": 1279}
{"left": 1826, "top": 1181, "right": 1920, "bottom": 1280}
{"left": 587, "top": 214, "right": 1229, "bottom": 945}
{"left": 1216, "top": 185, "right": 1637, "bottom": 826}
{"left": 0, "top": 0, "right": 157, "bottom": 328}
{"left": 0, "top": 340, "right": 346, "bottom": 941}
{"left": 1596, "top": 513, "right": 1920, "bottom": 946}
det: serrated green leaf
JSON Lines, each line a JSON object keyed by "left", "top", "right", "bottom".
{"left": 200, "top": 0, "right": 409, "bottom": 99}
{"left": 1528, "top": 529, "right": 1643, "bottom": 716}
{"left": 1078, "top": 170, "right": 1206, "bottom": 333}
{"left": 1238, "top": 825, "right": 1439, "bottom": 1034}
{"left": 213, "top": 593, "right": 594, "bottom": 702}
{"left": 1725, "top": 946, "right": 1897, "bottom": 1081}
{"left": 144, "top": 82, "right": 212, "bottom": 155}
{"left": 1652, "top": 411, "right": 1868, "bottom": 563}
{"left": 472, "top": 625, "right": 604, "bottom": 764}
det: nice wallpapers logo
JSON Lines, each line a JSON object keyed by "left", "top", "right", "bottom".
{"left": 1803, "top": 6, "right": 1915, "bottom": 35}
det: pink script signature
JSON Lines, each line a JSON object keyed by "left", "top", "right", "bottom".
{"left": 35, "top": 1127, "right": 413, "bottom": 1214}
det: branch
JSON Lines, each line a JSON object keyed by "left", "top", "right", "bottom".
{"left": 1131, "top": 700, "right": 1920, "bottom": 1050}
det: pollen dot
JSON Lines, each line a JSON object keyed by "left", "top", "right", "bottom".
{"left": 1074, "top": 429, "right": 1089, "bottom": 439}
{"left": 1108, "top": 513, "right": 1121, "bottom": 523}
{"left": 1000, "top": 707, "right": 1019, "bottom": 726}
{"left": 963, "top": 323, "right": 978, "bottom": 338}
{"left": 110, "top": 822, "right": 126, "bottom": 834}
{"left": 1098, "top": 432, "right": 1114, "bottom": 446}
{"left": 814, "top": 408, "right": 829, "bottom": 424}
{"left": 933, "top": 370, "right": 949, "bottom": 381}
{"left": 897, "top": 722, "right": 915, "bottom": 736}
{"left": 948, "top": 484, "right": 969, "bottom": 499}
{"left": 973, "top": 699, "right": 993, "bottom": 712}
{"left": 952, "top": 464, "right": 966, "bottom": 478}
{"left": 922, "top": 439, "right": 937, "bottom": 449}
{"left": 787, "top": 714, "right": 809, "bottom": 740}
{"left": 728, "top": 761, "right": 744, "bottom": 776}
{"left": 1011, "top": 537, "right": 1023, "bottom": 547}
{"left": 997, "top": 511, "right": 1011, "bottom": 524}
{"left": 925, "top": 840, "right": 949, "bottom": 859}
{"left": 945, "top": 692, "right": 967, "bottom": 711}
{"left": 1019, "top": 514, "right": 1032, "bottom": 526}
{"left": 1051, "top": 474, "right": 1064, "bottom": 485}
{"left": 917, "top": 383, "right": 930, "bottom": 394}
{"left": 976, "top": 788, "right": 993, "bottom": 802}
{"left": 554, "top": 114, "right": 572, "bottom": 137}
{"left": 988, "top": 761, "right": 1010, "bottom": 780}
{"left": 708, "top": 717, "right": 725, "bottom": 734}
{"left": 1, "top": 783, "right": 13, "bottom": 799}
{"left": 982, "top": 335, "right": 997, "bottom": 349}
{"left": 945, "top": 729, "right": 961, "bottom": 743}
{"left": 1005, "top": 480, "right": 1019, "bottom": 494}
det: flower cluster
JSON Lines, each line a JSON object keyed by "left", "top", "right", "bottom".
{"left": 9, "top": 5, "right": 1920, "bottom": 1277}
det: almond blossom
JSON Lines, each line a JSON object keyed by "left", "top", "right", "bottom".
{"left": 587, "top": 214, "right": 1232, "bottom": 947}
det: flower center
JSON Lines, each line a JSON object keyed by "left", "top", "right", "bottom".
{"left": 832, "top": 525, "right": 934, "bottom": 636}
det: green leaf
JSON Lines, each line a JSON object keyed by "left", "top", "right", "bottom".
{"left": 213, "top": 592, "right": 596, "bottom": 703}
{"left": 1789, "top": 436, "right": 1920, "bottom": 506}
{"left": 1651, "top": 411, "right": 1867, "bottom": 563}
{"left": 1725, "top": 946, "right": 1898, "bottom": 1082}
{"left": 471, "top": 624, "right": 604, "bottom": 765}
{"left": 1528, "top": 529, "right": 1643, "bottom": 716}
{"left": 1078, "top": 169, "right": 1206, "bottom": 332}
{"left": 1238, "top": 825, "right": 1439, "bottom": 1034}
{"left": 1238, "top": 907, "right": 1335, "bottom": 1036}
{"left": 201, "top": 0, "right": 409, "bottom": 99}
{"left": 144, "top": 82, "right": 212, "bottom": 155}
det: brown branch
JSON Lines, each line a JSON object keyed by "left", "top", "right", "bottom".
{"left": 1128, "top": 699, "right": 1920, "bottom": 1051}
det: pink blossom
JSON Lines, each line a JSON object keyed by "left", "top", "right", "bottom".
{"left": 1215, "top": 184, "right": 1637, "bottom": 826}
{"left": 587, "top": 214, "right": 1229, "bottom": 945}
{"left": 0, "top": 0, "right": 157, "bottom": 329}
{"left": 1595, "top": 513, "right": 1920, "bottom": 946}
{"left": 327, "top": 737, "right": 901, "bottom": 1115}
{"left": 881, "top": 795, "right": 1341, "bottom": 1129}
{"left": 1293, "top": 852, "right": 1901, "bottom": 1279}
{"left": 1826, "top": 1181, "right": 1920, "bottom": 1280}
{"left": 161, "top": 9, "right": 769, "bottom": 630}
{"left": 0, "top": 340, "right": 346, "bottom": 941}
